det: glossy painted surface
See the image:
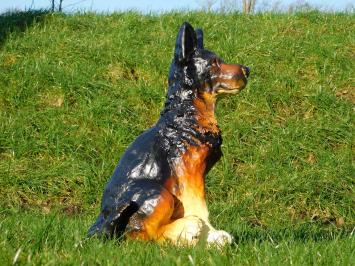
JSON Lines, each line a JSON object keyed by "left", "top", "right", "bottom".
{"left": 88, "top": 22, "right": 249, "bottom": 243}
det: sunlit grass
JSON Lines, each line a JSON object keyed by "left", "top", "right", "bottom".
{"left": 0, "top": 10, "right": 354, "bottom": 265}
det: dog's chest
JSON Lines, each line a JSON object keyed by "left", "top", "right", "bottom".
{"left": 165, "top": 145, "right": 216, "bottom": 201}
{"left": 179, "top": 144, "right": 210, "bottom": 180}
{"left": 165, "top": 144, "right": 216, "bottom": 218}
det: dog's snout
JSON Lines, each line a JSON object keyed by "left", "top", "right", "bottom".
{"left": 243, "top": 66, "right": 250, "bottom": 78}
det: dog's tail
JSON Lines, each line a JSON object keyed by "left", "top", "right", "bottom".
{"left": 87, "top": 201, "right": 139, "bottom": 239}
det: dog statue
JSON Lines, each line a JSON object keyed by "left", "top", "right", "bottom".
{"left": 88, "top": 22, "right": 250, "bottom": 247}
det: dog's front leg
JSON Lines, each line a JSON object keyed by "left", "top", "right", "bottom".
{"left": 181, "top": 194, "right": 234, "bottom": 246}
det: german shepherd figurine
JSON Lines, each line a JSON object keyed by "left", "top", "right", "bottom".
{"left": 88, "top": 22, "right": 250, "bottom": 247}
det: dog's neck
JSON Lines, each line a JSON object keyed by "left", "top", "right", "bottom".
{"left": 193, "top": 92, "right": 219, "bottom": 134}
{"left": 160, "top": 85, "right": 221, "bottom": 148}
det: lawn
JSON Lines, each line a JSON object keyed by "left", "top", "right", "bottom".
{"left": 0, "top": 10, "right": 354, "bottom": 265}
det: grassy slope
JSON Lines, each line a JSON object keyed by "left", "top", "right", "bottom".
{"left": 0, "top": 11, "right": 354, "bottom": 265}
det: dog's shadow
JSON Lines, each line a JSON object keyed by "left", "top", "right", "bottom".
{"left": 0, "top": 10, "right": 48, "bottom": 47}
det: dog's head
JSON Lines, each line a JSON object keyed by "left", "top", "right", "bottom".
{"left": 168, "top": 22, "right": 250, "bottom": 98}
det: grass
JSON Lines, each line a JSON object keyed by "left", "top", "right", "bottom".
{"left": 0, "top": 10, "right": 354, "bottom": 265}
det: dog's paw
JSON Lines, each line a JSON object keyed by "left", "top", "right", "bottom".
{"left": 206, "top": 230, "right": 234, "bottom": 247}
{"left": 160, "top": 215, "right": 206, "bottom": 246}
{"left": 178, "top": 215, "right": 204, "bottom": 245}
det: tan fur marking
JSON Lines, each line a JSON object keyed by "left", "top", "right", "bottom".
{"left": 193, "top": 92, "right": 219, "bottom": 134}
{"left": 174, "top": 145, "right": 211, "bottom": 220}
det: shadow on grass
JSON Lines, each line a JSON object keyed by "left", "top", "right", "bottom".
{"left": 232, "top": 224, "right": 351, "bottom": 244}
{"left": 0, "top": 10, "right": 49, "bottom": 47}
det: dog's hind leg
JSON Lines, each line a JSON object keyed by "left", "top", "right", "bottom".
{"left": 92, "top": 179, "right": 206, "bottom": 245}
{"left": 125, "top": 187, "right": 206, "bottom": 245}
{"left": 125, "top": 187, "right": 175, "bottom": 241}
{"left": 88, "top": 179, "right": 168, "bottom": 240}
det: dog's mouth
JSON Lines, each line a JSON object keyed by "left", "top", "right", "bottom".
{"left": 214, "top": 77, "right": 248, "bottom": 95}
{"left": 215, "top": 86, "right": 243, "bottom": 95}
{"left": 216, "top": 88, "right": 242, "bottom": 94}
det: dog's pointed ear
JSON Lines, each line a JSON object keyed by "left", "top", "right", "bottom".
{"left": 195, "top": 28, "right": 204, "bottom": 49}
{"left": 174, "top": 22, "right": 197, "bottom": 63}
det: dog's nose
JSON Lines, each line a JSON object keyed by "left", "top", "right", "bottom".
{"left": 243, "top": 66, "right": 250, "bottom": 78}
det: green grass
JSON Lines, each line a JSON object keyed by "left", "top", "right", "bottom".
{"left": 0, "top": 10, "right": 354, "bottom": 265}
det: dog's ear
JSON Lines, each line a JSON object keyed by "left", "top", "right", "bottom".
{"left": 174, "top": 22, "right": 197, "bottom": 63}
{"left": 195, "top": 29, "right": 204, "bottom": 49}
